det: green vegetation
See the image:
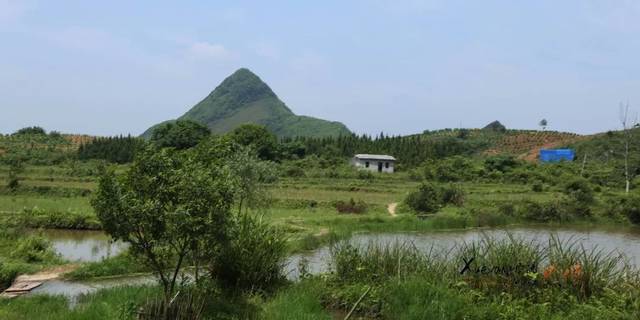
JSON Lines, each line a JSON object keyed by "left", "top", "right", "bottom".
{"left": 77, "top": 135, "right": 142, "bottom": 163}
{"left": 149, "top": 120, "right": 211, "bottom": 150}
{"left": 310, "top": 235, "right": 640, "bottom": 319}
{"left": 1, "top": 119, "right": 640, "bottom": 318}
{"left": 142, "top": 68, "right": 351, "bottom": 138}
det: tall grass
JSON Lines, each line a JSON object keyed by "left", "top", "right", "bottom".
{"left": 328, "top": 233, "right": 639, "bottom": 302}
{"left": 330, "top": 240, "right": 446, "bottom": 283}
{"left": 261, "top": 280, "right": 332, "bottom": 320}
{"left": 545, "top": 235, "right": 631, "bottom": 298}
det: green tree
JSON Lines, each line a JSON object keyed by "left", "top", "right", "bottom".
{"left": 13, "top": 126, "right": 46, "bottom": 135}
{"left": 563, "top": 178, "right": 595, "bottom": 204}
{"left": 405, "top": 182, "right": 443, "bottom": 213}
{"left": 6, "top": 156, "right": 24, "bottom": 191}
{"left": 539, "top": 119, "right": 548, "bottom": 131}
{"left": 226, "top": 147, "right": 277, "bottom": 214}
{"left": 228, "top": 124, "right": 278, "bottom": 160}
{"left": 150, "top": 120, "right": 211, "bottom": 150}
{"left": 92, "top": 146, "right": 234, "bottom": 318}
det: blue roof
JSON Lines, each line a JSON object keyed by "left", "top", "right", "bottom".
{"left": 539, "top": 149, "right": 575, "bottom": 163}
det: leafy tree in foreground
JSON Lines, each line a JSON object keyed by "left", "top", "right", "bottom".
{"left": 92, "top": 146, "right": 234, "bottom": 318}
{"left": 150, "top": 120, "right": 211, "bottom": 150}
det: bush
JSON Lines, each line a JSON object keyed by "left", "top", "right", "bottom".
{"left": 6, "top": 177, "right": 19, "bottom": 191}
{"left": 615, "top": 195, "right": 640, "bottom": 224}
{"left": 0, "top": 262, "right": 22, "bottom": 290}
{"left": 405, "top": 183, "right": 442, "bottom": 213}
{"left": 562, "top": 199, "right": 592, "bottom": 218}
{"left": 12, "top": 235, "right": 59, "bottom": 263}
{"left": 210, "top": 213, "right": 288, "bottom": 293}
{"left": 532, "top": 182, "right": 544, "bottom": 192}
{"left": 484, "top": 155, "right": 518, "bottom": 173}
{"left": 357, "top": 170, "right": 374, "bottom": 181}
{"left": 498, "top": 202, "right": 517, "bottom": 216}
{"left": 283, "top": 165, "right": 305, "bottom": 177}
{"left": 518, "top": 201, "right": 570, "bottom": 222}
{"left": 441, "top": 184, "right": 465, "bottom": 206}
{"left": 335, "top": 198, "right": 368, "bottom": 214}
{"left": 19, "top": 208, "right": 101, "bottom": 230}
{"left": 563, "top": 178, "right": 595, "bottom": 204}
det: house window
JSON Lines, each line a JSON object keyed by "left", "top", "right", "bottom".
{"left": 365, "top": 161, "right": 369, "bottom": 168}
{"left": 385, "top": 162, "right": 389, "bottom": 169}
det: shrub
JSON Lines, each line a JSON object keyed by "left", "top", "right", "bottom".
{"left": 471, "top": 208, "right": 509, "bottom": 227}
{"left": 484, "top": 155, "right": 518, "bottom": 173}
{"left": 335, "top": 198, "right": 368, "bottom": 214}
{"left": 12, "top": 235, "right": 59, "bottom": 263}
{"left": 441, "top": 184, "right": 465, "bottom": 206}
{"left": 615, "top": 195, "right": 640, "bottom": 224}
{"left": 0, "top": 262, "right": 22, "bottom": 290}
{"left": 532, "top": 182, "right": 544, "bottom": 192}
{"left": 563, "top": 178, "right": 595, "bottom": 204}
{"left": 210, "top": 213, "right": 288, "bottom": 293}
{"left": 283, "top": 165, "right": 305, "bottom": 177}
{"left": 562, "top": 199, "right": 593, "bottom": 218}
{"left": 357, "top": 170, "right": 374, "bottom": 181}
{"left": 518, "top": 201, "right": 570, "bottom": 222}
{"left": 6, "top": 177, "right": 19, "bottom": 191}
{"left": 498, "top": 202, "right": 517, "bottom": 216}
{"left": 405, "top": 183, "right": 442, "bottom": 214}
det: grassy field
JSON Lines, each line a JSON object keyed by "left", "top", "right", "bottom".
{"left": 0, "top": 162, "right": 637, "bottom": 319}
{"left": 0, "top": 164, "right": 623, "bottom": 236}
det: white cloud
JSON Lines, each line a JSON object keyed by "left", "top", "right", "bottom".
{"left": 186, "top": 41, "right": 232, "bottom": 61}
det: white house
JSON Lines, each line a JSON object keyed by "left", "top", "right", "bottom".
{"left": 351, "top": 154, "right": 396, "bottom": 173}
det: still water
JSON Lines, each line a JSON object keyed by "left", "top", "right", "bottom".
{"left": 32, "top": 225, "right": 640, "bottom": 301}
{"left": 33, "top": 229, "right": 128, "bottom": 262}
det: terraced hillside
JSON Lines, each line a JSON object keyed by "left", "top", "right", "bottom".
{"left": 418, "top": 128, "right": 588, "bottom": 161}
{"left": 484, "top": 131, "right": 587, "bottom": 161}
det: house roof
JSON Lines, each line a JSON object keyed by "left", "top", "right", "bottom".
{"left": 354, "top": 154, "right": 396, "bottom": 161}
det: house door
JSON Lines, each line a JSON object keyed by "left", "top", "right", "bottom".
{"left": 377, "top": 162, "right": 383, "bottom": 172}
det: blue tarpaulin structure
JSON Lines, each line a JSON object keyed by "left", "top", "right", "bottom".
{"left": 539, "top": 149, "right": 575, "bottom": 163}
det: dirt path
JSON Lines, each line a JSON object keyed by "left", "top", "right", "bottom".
{"left": 387, "top": 203, "right": 398, "bottom": 217}
{"left": 1, "top": 264, "right": 78, "bottom": 298}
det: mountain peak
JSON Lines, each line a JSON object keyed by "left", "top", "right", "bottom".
{"left": 142, "top": 68, "right": 351, "bottom": 138}
{"left": 206, "top": 67, "right": 279, "bottom": 106}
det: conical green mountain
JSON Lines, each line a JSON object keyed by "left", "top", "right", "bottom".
{"left": 143, "top": 68, "right": 351, "bottom": 138}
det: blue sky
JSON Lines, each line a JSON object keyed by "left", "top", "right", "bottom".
{"left": 1, "top": 0, "right": 639, "bottom": 136}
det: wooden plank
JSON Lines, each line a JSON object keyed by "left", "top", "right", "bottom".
{"left": 4, "top": 281, "right": 43, "bottom": 293}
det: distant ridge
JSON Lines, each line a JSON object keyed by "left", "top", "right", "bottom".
{"left": 143, "top": 68, "right": 351, "bottom": 138}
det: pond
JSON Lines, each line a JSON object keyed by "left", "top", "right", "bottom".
{"left": 285, "top": 225, "right": 640, "bottom": 280}
{"left": 34, "top": 229, "right": 128, "bottom": 262}
{"left": 31, "top": 225, "right": 640, "bottom": 301}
